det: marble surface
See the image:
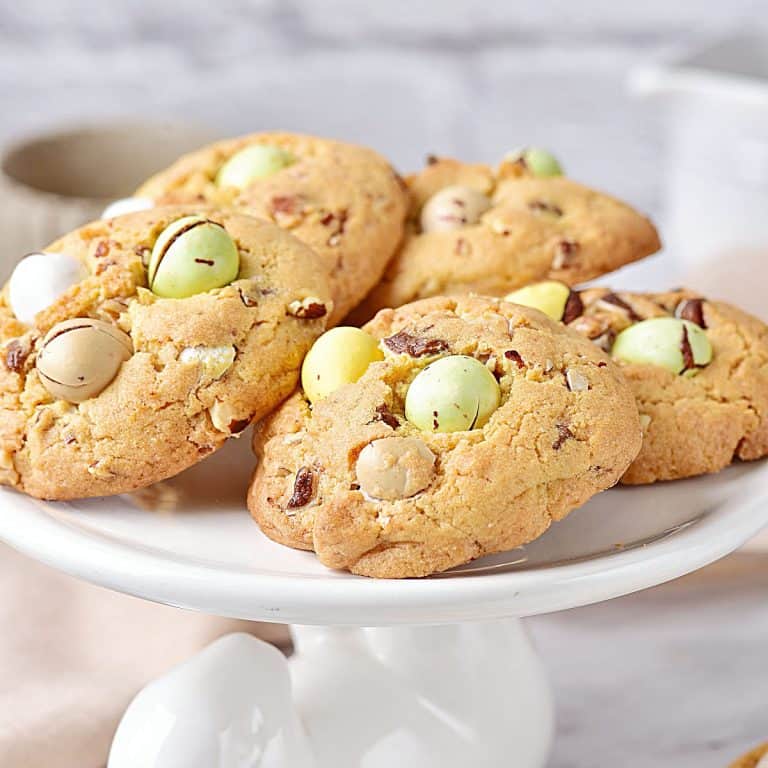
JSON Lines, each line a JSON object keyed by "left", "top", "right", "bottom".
{"left": 531, "top": 552, "right": 768, "bottom": 767}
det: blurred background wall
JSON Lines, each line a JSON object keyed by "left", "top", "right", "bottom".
{"left": 1, "top": 0, "right": 766, "bottom": 221}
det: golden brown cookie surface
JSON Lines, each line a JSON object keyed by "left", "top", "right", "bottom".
{"left": 136, "top": 132, "right": 408, "bottom": 324}
{"left": 0, "top": 207, "right": 331, "bottom": 500}
{"left": 351, "top": 156, "right": 660, "bottom": 322}
{"left": 563, "top": 287, "right": 768, "bottom": 484}
{"left": 249, "top": 295, "right": 642, "bottom": 578}
{"left": 729, "top": 742, "right": 768, "bottom": 768}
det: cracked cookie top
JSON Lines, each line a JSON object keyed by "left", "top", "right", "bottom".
{"left": 0, "top": 206, "right": 331, "bottom": 500}
{"left": 350, "top": 155, "right": 661, "bottom": 322}
{"left": 249, "top": 295, "right": 642, "bottom": 578}
{"left": 135, "top": 132, "right": 409, "bottom": 324}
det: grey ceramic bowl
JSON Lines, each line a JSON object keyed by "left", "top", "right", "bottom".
{"left": 0, "top": 122, "right": 217, "bottom": 280}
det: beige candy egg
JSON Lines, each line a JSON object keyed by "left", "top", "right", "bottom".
{"left": 37, "top": 318, "right": 133, "bottom": 403}
{"left": 356, "top": 436, "right": 437, "bottom": 501}
{"left": 420, "top": 185, "right": 492, "bottom": 233}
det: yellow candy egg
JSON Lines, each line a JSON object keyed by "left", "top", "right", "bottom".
{"left": 505, "top": 281, "right": 571, "bottom": 321}
{"left": 301, "top": 327, "right": 384, "bottom": 405}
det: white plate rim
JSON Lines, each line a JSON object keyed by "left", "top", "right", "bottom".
{"left": 1, "top": 473, "right": 766, "bottom": 626}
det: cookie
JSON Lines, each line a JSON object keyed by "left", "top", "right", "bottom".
{"left": 730, "top": 743, "right": 768, "bottom": 768}
{"left": 0, "top": 206, "right": 332, "bottom": 500}
{"left": 134, "top": 132, "right": 408, "bottom": 324}
{"left": 351, "top": 153, "right": 661, "bottom": 322}
{"left": 505, "top": 281, "right": 768, "bottom": 484}
{"left": 249, "top": 295, "right": 642, "bottom": 578}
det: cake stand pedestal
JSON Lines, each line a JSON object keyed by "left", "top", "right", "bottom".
{"left": 0, "top": 437, "right": 766, "bottom": 767}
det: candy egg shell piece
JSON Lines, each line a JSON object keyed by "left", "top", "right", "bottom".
{"left": 356, "top": 437, "right": 437, "bottom": 501}
{"left": 101, "top": 196, "right": 154, "bottom": 219}
{"left": 36, "top": 318, "right": 133, "bottom": 403}
{"left": 216, "top": 145, "right": 296, "bottom": 190}
{"left": 420, "top": 185, "right": 492, "bottom": 233}
{"left": 148, "top": 216, "right": 240, "bottom": 299}
{"left": 301, "top": 327, "right": 384, "bottom": 405}
{"left": 505, "top": 281, "right": 570, "bottom": 321}
{"left": 8, "top": 251, "right": 87, "bottom": 326}
{"left": 505, "top": 147, "right": 563, "bottom": 177}
{"left": 612, "top": 317, "right": 712, "bottom": 374}
{"left": 405, "top": 355, "right": 501, "bottom": 433}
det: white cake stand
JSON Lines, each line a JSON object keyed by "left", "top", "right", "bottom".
{"left": 1, "top": 435, "right": 767, "bottom": 768}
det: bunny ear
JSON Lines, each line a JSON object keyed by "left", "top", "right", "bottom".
{"left": 108, "top": 633, "right": 314, "bottom": 768}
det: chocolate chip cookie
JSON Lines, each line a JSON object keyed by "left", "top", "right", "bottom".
{"left": 249, "top": 295, "right": 642, "bottom": 578}
{"left": 0, "top": 207, "right": 331, "bottom": 499}
{"left": 506, "top": 281, "right": 768, "bottom": 484}
{"left": 350, "top": 154, "right": 661, "bottom": 322}
{"left": 134, "top": 132, "right": 408, "bottom": 324}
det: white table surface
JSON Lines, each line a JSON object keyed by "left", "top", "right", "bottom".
{"left": 531, "top": 552, "right": 768, "bottom": 767}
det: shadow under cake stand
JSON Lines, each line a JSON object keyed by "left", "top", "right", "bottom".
{"left": 0, "top": 435, "right": 766, "bottom": 767}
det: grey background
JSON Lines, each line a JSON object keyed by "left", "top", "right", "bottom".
{"left": 0, "top": 0, "right": 765, "bottom": 218}
{"left": 2, "top": 3, "right": 768, "bottom": 766}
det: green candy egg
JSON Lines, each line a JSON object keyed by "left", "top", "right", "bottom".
{"left": 148, "top": 216, "right": 240, "bottom": 299}
{"left": 405, "top": 355, "right": 501, "bottom": 433}
{"left": 507, "top": 147, "right": 563, "bottom": 177}
{"left": 216, "top": 144, "right": 295, "bottom": 190}
{"left": 612, "top": 317, "right": 713, "bottom": 375}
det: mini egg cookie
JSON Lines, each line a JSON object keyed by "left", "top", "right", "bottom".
{"left": 0, "top": 207, "right": 332, "bottom": 500}
{"left": 730, "top": 743, "right": 768, "bottom": 768}
{"left": 352, "top": 151, "right": 661, "bottom": 321}
{"left": 133, "top": 133, "right": 408, "bottom": 324}
{"left": 249, "top": 295, "right": 642, "bottom": 578}
{"left": 505, "top": 281, "right": 768, "bottom": 484}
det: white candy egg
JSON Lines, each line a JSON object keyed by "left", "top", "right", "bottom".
{"left": 101, "top": 196, "right": 154, "bottom": 219}
{"left": 8, "top": 251, "right": 87, "bottom": 325}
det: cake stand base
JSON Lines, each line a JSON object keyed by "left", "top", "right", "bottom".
{"left": 109, "top": 620, "right": 554, "bottom": 768}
